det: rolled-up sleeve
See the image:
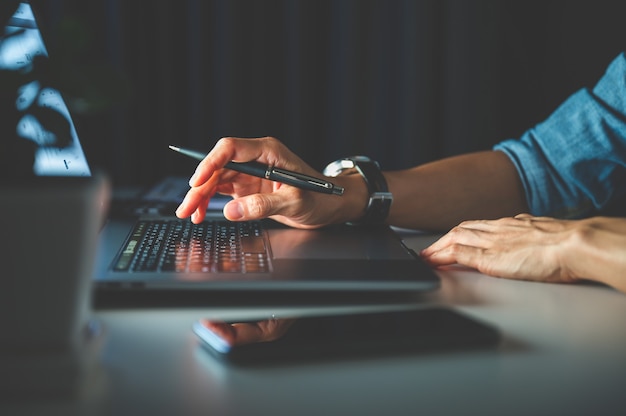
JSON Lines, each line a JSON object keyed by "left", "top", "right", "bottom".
{"left": 494, "top": 52, "right": 626, "bottom": 218}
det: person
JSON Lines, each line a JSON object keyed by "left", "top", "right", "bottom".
{"left": 175, "top": 52, "right": 626, "bottom": 295}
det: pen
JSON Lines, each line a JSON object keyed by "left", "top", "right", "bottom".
{"left": 169, "top": 145, "right": 344, "bottom": 196}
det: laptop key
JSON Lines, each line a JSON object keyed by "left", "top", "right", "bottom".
{"left": 118, "top": 219, "right": 270, "bottom": 273}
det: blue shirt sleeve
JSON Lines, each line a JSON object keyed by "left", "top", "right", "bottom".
{"left": 494, "top": 52, "right": 626, "bottom": 218}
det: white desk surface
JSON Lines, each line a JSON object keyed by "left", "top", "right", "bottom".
{"left": 3, "top": 232, "right": 626, "bottom": 416}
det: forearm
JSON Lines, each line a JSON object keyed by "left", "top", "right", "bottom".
{"left": 564, "top": 217, "right": 626, "bottom": 293}
{"left": 383, "top": 150, "right": 528, "bottom": 231}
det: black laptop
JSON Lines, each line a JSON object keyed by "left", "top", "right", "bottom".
{"left": 3, "top": 2, "right": 440, "bottom": 305}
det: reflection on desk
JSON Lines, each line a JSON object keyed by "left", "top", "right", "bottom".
{"left": 192, "top": 307, "right": 500, "bottom": 365}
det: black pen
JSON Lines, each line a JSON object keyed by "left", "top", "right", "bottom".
{"left": 169, "top": 145, "right": 344, "bottom": 196}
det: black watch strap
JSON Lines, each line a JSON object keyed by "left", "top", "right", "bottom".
{"left": 323, "top": 156, "right": 393, "bottom": 225}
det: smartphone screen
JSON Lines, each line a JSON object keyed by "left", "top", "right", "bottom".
{"left": 192, "top": 307, "right": 500, "bottom": 365}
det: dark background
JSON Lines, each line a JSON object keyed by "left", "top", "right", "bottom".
{"left": 26, "top": 0, "right": 626, "bottom": 187}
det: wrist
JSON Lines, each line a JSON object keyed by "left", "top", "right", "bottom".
{"left": 563, "top": 218, "right": 626, "bottom": 290}
{"left": 324, "top": 156, "right": 393, "bottom": 225}
{"left": 330, "top": 174, "right": 371, "bottom": 224}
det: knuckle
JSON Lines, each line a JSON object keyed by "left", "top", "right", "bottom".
{"left": 261, "top": 136, "right": 279, "bottom": 144}
{"left": 448, "top": 225, "right": 465, "bottom": 236}
{"left": 448, "top": 243, "right": 464, "bottom": 256}
{"left": 456, "top": 220, "right": 475, "bottom": 228}
{"left": 216, "top": 137, "right": 236, "bottom": 149}
{"left": 260, "top": 136, "right": 283, "bottom": 152}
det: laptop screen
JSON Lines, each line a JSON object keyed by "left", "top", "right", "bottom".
{"left": 1, "top": 1, "right": 91, "bottom": 177}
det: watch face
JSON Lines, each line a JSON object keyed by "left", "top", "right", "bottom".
{"left": 323, "top": 156, "right": 391, "bottom": 224}
{"left": 323, "top": 159, "right": 355, "bottom": 177}
{"left": 323, "top": 157, "right": 376, "bottom": 177}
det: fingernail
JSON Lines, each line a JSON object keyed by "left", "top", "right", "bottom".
{"left": 176, "top": 194, "right": 190, "bottom": 214}
{"left": 188, "top": 172, "right": 198, "bottom": 186}
{"left": 224, "top": 201, "right": 244, "bottom": 220}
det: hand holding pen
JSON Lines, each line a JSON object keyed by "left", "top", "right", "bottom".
{"left": 169, "top": 145, "right": 344, "bottom": 195}
{"left": 173, "top": 137, "right": 368, "bottom": 228}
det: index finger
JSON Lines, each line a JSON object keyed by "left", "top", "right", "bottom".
{"left": 420, "top": 221, "right": 487, "bottom": 256}
{"left": 190, "top": 137, "right": 281, "bottom": 187}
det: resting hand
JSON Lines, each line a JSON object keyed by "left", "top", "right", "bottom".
{"left": 175, "top": 137, "right": 367, "bottom": 229}
{"left": 420, "top": 214, "right": 626, "bottom": 293}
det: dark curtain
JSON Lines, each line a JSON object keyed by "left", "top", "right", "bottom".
{"left": 34, "top": 0, "right": 626, "bottom": 187}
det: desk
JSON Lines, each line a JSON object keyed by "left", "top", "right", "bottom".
{"left": 3, "top": 232, "right": 626, "bottom": 416}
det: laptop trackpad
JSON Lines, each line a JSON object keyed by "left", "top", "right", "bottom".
{"left": 266, "top": 226, "right": 413, "bottom": 260}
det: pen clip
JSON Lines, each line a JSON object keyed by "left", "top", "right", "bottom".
{"left": 272, "top": 168, "right": 344, "bottom": 195}
{"left": 271, "top": 168, "right": 330, "bottom": 188}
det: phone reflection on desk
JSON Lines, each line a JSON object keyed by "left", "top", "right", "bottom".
{"left": 192, "top": 308, "right": 500, "bottom": 365}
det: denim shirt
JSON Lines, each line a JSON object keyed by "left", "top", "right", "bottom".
{"left": 494, "top": 52, "right": 626, "bottom": 218}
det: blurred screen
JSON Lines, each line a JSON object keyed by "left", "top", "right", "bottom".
{"left": 1, "top": 2, "right": 91, "bottom": 177}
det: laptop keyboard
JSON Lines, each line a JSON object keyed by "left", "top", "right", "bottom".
{"left": 113, "top": 219, "right": 270, "bottom": 273}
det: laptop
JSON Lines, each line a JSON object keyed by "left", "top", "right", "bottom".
{"left": 3, "top": 2, "right": 440, "bottom": 306}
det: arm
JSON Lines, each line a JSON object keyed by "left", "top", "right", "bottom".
{"left": 563, "top": 217, "right": 626, "bottom": 293}
{"left": 175, "top": 137, "right": 527, "bottom": 231}
{"left": 564, "top": 217, "right": 626, "bottom": 293}
{"left": 384, "top": 150, "right": 527, "bottom": 230}
{"left": 421, "top": 215, "right": 626, "bottom": 294}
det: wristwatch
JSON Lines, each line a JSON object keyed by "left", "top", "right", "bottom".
{"left": 323, "top": 156, "right": 393, "bottom": 225}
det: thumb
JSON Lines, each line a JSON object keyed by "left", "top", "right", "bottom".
{"left": 223, "top": 193, "right": 285, "bottom": 221}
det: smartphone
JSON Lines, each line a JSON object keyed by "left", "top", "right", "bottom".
{"left": 192, "top": 307, "right": 500, "bottom": 365}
